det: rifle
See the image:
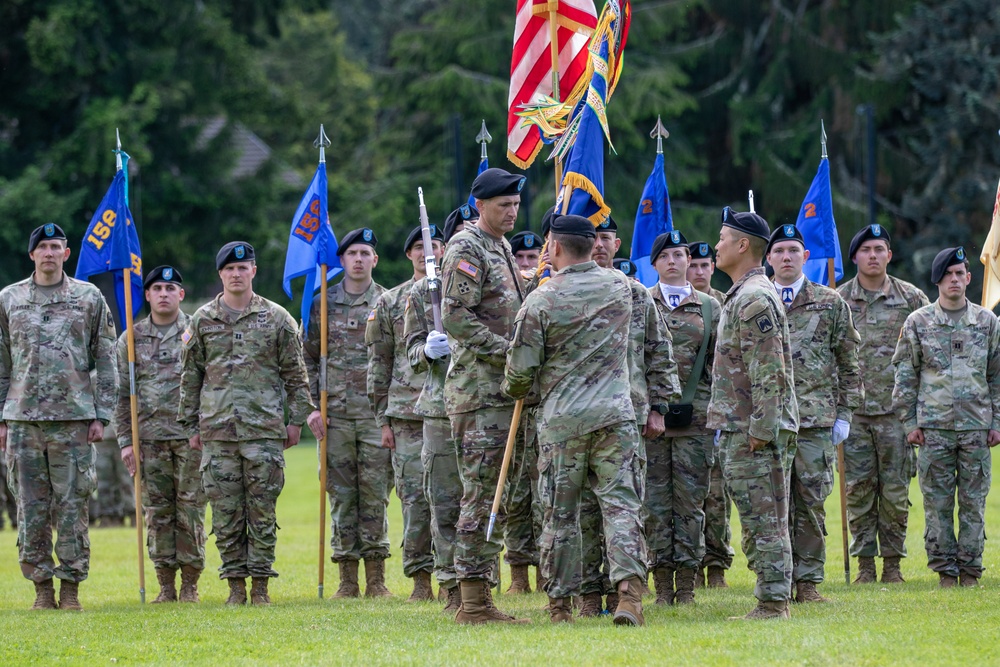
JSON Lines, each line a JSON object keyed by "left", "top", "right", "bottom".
{"left": 417, "top": 187, "right": 444, "bottom": 332}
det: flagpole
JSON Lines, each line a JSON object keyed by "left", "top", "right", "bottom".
{"left": 985, "top": 130, "right": 1000, "bottom": 308}
{"left": 314, "top": 125, "right": 332, "bottom": 599}
{"left": 549, "top": 5, "right": 563, "bottom": 197}
{"left": 118, "top": 128, "right": 146, "bottom": 604}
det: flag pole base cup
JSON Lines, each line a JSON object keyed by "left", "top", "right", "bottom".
{"left": 318, "top": 584, "right": 324, "bottom": 599}
{"left": 486, "top": 514, "right": 497, "bottom": 543}
{"left": 140, "top": 588, "right": 145, "bottom": 604}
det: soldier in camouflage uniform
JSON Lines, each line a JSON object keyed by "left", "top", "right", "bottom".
{"left": 504, "top": 214, "right": 648, "bottom": 626}
{"left": 707, "top": 210, "right": 798, "bottom": 620}
{"left": 892, "top": 247, "right": 1000, "bottom": 588}
{"left": 93, "top": 424, "right": 134, "bottom": 526}
{"left": 304, "top": 228, "right": 391, "bottom": 599}
{"left": 403, "top": 206, "right": 475, "bottom": 613}
{"left": 0, "top": 223, "right": 117, "bottom": 611}
{"left": 647, "top": 230, "right": 721, "bottom": 606}
{"left": 766, "top": 224, "right": 861, "bottom": 603}
{"left": 0, "top": 456, "right": 15, "bottom": 530}
{"left": 687, "top": 240, "right": 733, "bottom": 589}
{"left": 443, "top": 168, "right": 533, "bottom": 624}
{"left": 580, "top": 216, "right": 679, "bottom": 616}
{"left": 179, "top": 241, "right": 320, "bottom": 606}
{"left": 366, "top": 224, "right": 444, "bottom": 601}
{"left": 838, "top": 225, "right": 928, "bottom": 583}
{"left": 117, "top": 265, "right": 205, "bottom": 603}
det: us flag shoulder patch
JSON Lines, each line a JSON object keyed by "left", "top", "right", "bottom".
{"left": 457, "top": 260, "right": 480, "bottom": 279}
{"left": 367, "top": 309, "right": 377, "bottom": 321}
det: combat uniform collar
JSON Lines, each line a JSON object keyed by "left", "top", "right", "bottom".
{"left": 469, "top": 222, "right": 511, "bottom": 249}
{"left": 930, "top": 298, "right": 974, "bottom": 328}
{"left": 136, "top": 311, "right": 190, "bottom": 339}
{"left": 26, "top": 273, "right": 72, "bottom": 303}
{"left": 783, "top": 276, "right": 816, "bottom": 309}
{"left": 845, "top": 274, "right": 894, "bottom": 301}
{"left": 207, "top": 292, "right": 267, "bottom": 323}
{"left": 652, "top": 282, "right": 699, "bottom": 309}
{"left": 726, "top": 266, "right": 767, "bottom": 299}
{"left": 556, "top": 260, "right": 597, "bottom": 276}
{"left": 332, "top": 279, "right": 381, "bottom": 306}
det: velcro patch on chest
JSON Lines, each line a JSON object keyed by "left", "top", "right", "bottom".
{"left": 457, "top": 260, "right": 480, "bottom": 280}
{"left": 806, "top": 303, "right": 833, "bottom": 311}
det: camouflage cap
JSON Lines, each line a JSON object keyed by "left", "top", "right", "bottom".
{"left": 28, "top": 223, "right": 67, "bottom": 252}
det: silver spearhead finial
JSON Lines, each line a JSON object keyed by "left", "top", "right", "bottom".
{"left": 650, "top": 115, "right": 669, "bottom": 155}
{"left": 115, "top": 128, "right": 123, "bottom": 172}
{"left": 476, "top": 120, "right": 492, "bottom": 161}
{"left": 314, "top": 124, "right": 331, "bottom": 164}
{"left": 821, "top": 119, "right": 828, "bottom": 160}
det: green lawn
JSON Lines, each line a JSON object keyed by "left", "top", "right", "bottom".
{"left": 1, "top": 441, "right": 999, "bottom": 666}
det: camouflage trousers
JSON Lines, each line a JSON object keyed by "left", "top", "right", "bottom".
{"left": 844, "top": 414, "right": 914, "bottom": 558}
{"left": 139, "top": 439, "right": 207, "bottom": 570}
{"left": 453, "top": 406, "right": 535, "bottom": 581}
{"left": 721, "top": 430, "right": 793, "bottom": 602}
{"left": 325, "top": 416, "right": 392, "bottom": 562}
{"left": 389, "top": 418, "right": 433, "bottom": 577}
{"left": 422, "top": 416, "right": 462, "bottom": 588}
{"left": 92, "top": 435, "right": 134, "bottom": 520}
{"left": 0, "top": 457, "right": 17, "bottom": 529}
{"left": 579, "top": 484, "right": 612, "bottom": 595}
{"left": 918, "top": 429, "right": 992, "bottom": 578}
{"left": 538, "top": 421, "right": 647, "bottom": 599}
{"left": 6, "top": 421, "right": 95, "bottom": 583}
{"left": 703, "top": 452, "right": 734, "bottom": 569}
{"left": 644, "top": 433, "right": 715, "bottom": 570}
{"left": 789, "top": 427, "right": 835, "bottom": 584}
{"left": 505, "top": 407, "right": 542, "bottom": 567}
{"left": 201, "top": 440, "right": 285, "bottom": 579}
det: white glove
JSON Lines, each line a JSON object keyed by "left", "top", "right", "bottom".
{"left": 714, "top": 430, "right": 721, "bottom": 448}
{"left": 833, "top": 419, "right": 851, "bottom": 446}
{"left": 424, "top": 330, "right": 451, "bottom": 360}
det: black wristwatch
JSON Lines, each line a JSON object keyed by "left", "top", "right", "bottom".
{"left": 651, "top": 404, "right": 668, "bottom": 415}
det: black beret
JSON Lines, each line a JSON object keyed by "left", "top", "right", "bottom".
{"left": 766, "top": 223, "right": 805, "bottom": 254}
{"left": 444, "top": 204, "right": 478, "bottom": 242}
{"left": 930, "top": 246, "right": 968, "bottom": 284}
{"left": 613, "top": 257, "right": 637, "bottom": 277}
{"left": 848, "top": 224, "right": 891, "bottom": 260}
{"left": 510, "top": 231, "right": 543, "bottom": 255}
{"left": 405, "top": 224, "right": 445, "bottom": 253}
{"left": 470, "top": 168, "right": 526, "bottom": 200}
{"left": 28, "top": 223, "right": 67, "bottom": 252}
{"left": 651, "top": 229, "right": 689, "bottom": 263}
{"left": 722, "top": 207, "right": 770, "bottom": 241}
{"left": 337, "top": 227, "right": 378, "bottom": 256}
{"left": 595, "top": 215, "right": 618, "bottom": 233}
{"left": 143, "top": 265, "right": 183, "bottom": 290}
{"left": 540, "top": 206, "right": 558, "bottom": 239}
{"left": 216, "top": 241, "right": 255, "bottom": 270}
{"left": 688, "top": 241, "right": 715, "bottom": 261}
{"left": 549, "top": 214, "right": 596, "bottom": 239}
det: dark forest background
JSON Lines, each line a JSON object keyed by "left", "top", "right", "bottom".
{"left": 2, "top": 0, "right": 999, "bottom": 316}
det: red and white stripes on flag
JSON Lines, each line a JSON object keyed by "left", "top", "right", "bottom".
{"left": 507, "top": 0, "right": 597, "bottom": 169}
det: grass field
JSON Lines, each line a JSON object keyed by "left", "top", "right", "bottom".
{"left": 1, "top": 441, "right": 999, "bottom": 666}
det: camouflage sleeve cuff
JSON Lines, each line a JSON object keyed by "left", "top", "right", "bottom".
{"left": 902, "top": 418, "right": 918, "bottom": 434}
{"left": 747, "top": 423, "right": 776, "bottom": 443}
{"left": 836, "top": 407, "right": 853, "bottom": 424}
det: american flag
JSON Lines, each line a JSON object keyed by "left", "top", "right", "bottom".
{"left": 507, "top": 0, "right": 597, "bottom": 169}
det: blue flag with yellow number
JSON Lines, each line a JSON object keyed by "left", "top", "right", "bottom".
{"left": 630, "top": 153, "right": 673, "bottom": 287}
{"left": 75, "top": 166, "right": 143, "bottom": 326}
{"left": 283, "top": 162, "right": 342, "bottom": 333}
{"left": 797, "top": 157, "right": 843, "bottom": 285}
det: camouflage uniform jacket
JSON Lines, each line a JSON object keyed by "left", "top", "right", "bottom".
{"left": 304, "top": 280, "right": 385, "bottom": 419}
{"left": 892, "top": 300, "right": 1000, "bottom": 433}
{"left": 703, "top": 287, "right": 727, "bottom": 305}
{"left": 0, "top": 275, "right": 117, "bottom": 423}
{"left": 650, "top": 285, "right": 720, "bottom": 435}
{"left": 441, "top": 224, "right": 524, "bottom": 415}
{"left": 403, "top": 276, "right": 447, "bottom": 419}
{"left": 503, "top": 261, "right": 634, "bottom": 446}
{"left": 707, "top": 267, "right": 798, "bottom": 441}
{"left": 178, "top": 293, "right": 314, "bottom": 441}
{"left": 366, "top": 277, "right": 424, "bottom": 426}
{"left": 627, "top": 278, "right": 681, "bottom": 425}
{"left": 115, "top": 312, "right": 193, "bottom": 447}
{"left": 838, "top": 275, "right": 929, "bottom": 416}
{"left": 781, "top": 278, "right": 862, "bottom": 428}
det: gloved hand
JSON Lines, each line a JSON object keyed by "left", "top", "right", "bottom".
{"left": 714, "top": 430, "right": 721, "bottom": 448}
{"left": 833, "top": 419, "right": 851, "bottom": 446}
{"left": 424, "top": 330, "right": 451, "bottom": 360}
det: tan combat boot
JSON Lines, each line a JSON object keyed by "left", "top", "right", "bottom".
{"left": 455, "top": 580, "right": 531, "bottom": 624}
{"left": 31, "top": 579, "right": 57, "bottom": 610}
{"left": 334, "top": 560, "right": 360, "bottom": 598}
{"left": 225, "top": 578, "right": 247, "bottom": 605}
{"left": 959, "top": 572, "right": 979, "bottom": 588}
{"left": 674, "top": 568, "right": 697, "bottom": 604}
{"left": 152, "top": 568, "right": 177, "bottom": 604}
{"left": 407, "top": 570, "right": 434, "bottom": 602}
{"left": 547, "top": 597, "right": 574, "bottom": 623}
{"left": 738, "top": 599, "right": 790, "bottom": 620}
{"left": 612, "top": 577, "right": 645, "bottom": 627}
{"left": 881, "top": 557, "right": 905, "bottom": 584}
{"left": 507, "top": 564, "right": 532, "bottom": 594}
{"left": 535, "top": 566, "right": 547, "bottom": 592}
{"left": 652, "top": 567, "right": 674, "bottom": 605}
{"left": 364, "top": 558, "right": 393, "bottom": 598}
{"left": 577, "top": 592, "right": 604, "bottom": 618}
{"left": 794, "top": 581, "right": 830, "bottom": 603}
{"left": 707, "top": 566, "right": 729, "bottom": 588}
{"left": 58, "top": 581, "right": 82, "bottom": 611}
{"left": 179, "top": 565, "right": 201, "bottom": 603}
{"left": 250, "top": 577, "right": 271, "bottom": 606}
{"left": 605, "top": 592, "right": 619, "bottom": 614}
{"left": 854, "top": 557, "right": 877, "bottom": 584}
{"left": 442, "top": 585, "right": 461, "bottom": 613}
{"left": 694, "top": 568, "right": 705, "bottom": 588}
